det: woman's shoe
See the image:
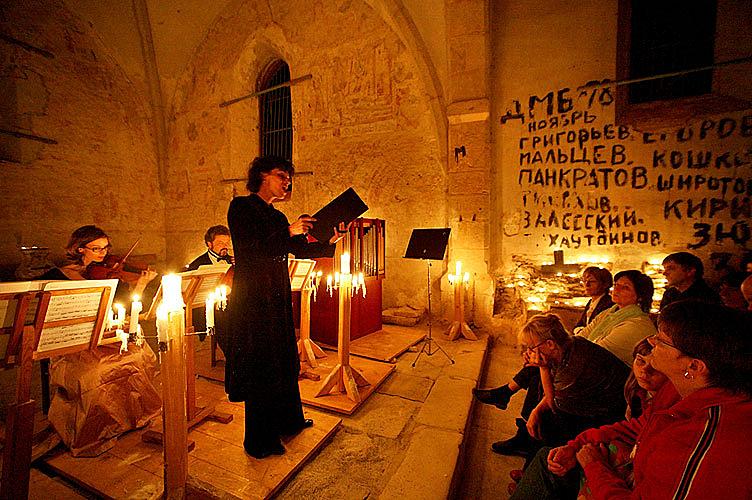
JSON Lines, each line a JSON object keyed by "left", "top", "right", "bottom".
{"left": 245, "top": 442, "right": 286, "bottom": 459}
{"left": 282, "top": 418, "right": 314, "bottom": 437}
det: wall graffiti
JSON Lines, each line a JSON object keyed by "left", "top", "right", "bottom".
{"left": 500, "top": 84, "right": 752, "bottom": 251}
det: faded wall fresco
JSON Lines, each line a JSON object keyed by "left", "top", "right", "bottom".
{"left": 166, "top": 0, "right": 445, "bottom": 308}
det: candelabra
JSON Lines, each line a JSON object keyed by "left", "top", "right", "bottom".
{"left": 316, "top": 252, "right": 370, "bottom": 402}
{"left": 446, "top": 261, "right": 477, "bottom": 341}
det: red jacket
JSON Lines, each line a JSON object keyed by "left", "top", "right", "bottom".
{"left": 569, "top": 384, "right": 752, "bottom": 499}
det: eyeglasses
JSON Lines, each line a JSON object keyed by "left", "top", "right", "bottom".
{"left": 523, "top": 340, "right": 547, "bottom": 352}
{"left": 273, "top": 172, "right": 291, "bottom": 183}
{"left": 650, "top": 333, "right": 679, "bottom": 350}
{"left": 84, "top": 244, "right": 111, "bottom": 254}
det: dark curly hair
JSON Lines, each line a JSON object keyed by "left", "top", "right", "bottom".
{"left": 246, "top": 156, "right": 295, "bottom": 193}
{"left": 614, "top": 270, "right": 654, "bottom": 312}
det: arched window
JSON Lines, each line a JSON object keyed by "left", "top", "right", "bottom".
{"left": 258, "top": 60, "right": 292, "bottom": 160}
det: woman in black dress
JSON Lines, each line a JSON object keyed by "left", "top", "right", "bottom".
{"left": 226, "top": 156, "right": 342, "bottom": 459}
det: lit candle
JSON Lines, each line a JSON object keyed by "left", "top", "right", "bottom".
{"left": 341, "top": 252, "right": 350, "bottom": 275}
{"left": 156, "top": 303, "right": 169, "bottom": 343}
{"left": 114, "top": 303, "right": 126, "bottom": 328}
{"left": 129, "top": 295, "right": 142, "bottom": 334}
{"left": 162, "top": 274, "right": 184, "bottom": 312}
{"left": 116, "top": 328, "right": 128, "bottom": 353}
{"left": 463, "top": 272, "right": 470, "bottom": 284}
{"left": 327, "top": 274, "right": 333, "bottom": 296}
{"left": 217, "top": 285, "right": 228, "bottom": 310}
{"left": 455, "top": 261, "right": 462, "bottom": 279}
{"left": 205, "top": 292, "right": 215, "bottom": 330}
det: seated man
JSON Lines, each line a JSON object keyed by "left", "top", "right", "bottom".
{"left": 185, "top": 225, "right": 234, "bottom": 271}
{"left": 660, "top": 251, "right": 719, "bottom": 309}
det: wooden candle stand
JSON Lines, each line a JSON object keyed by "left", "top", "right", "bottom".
{"left": 446, "top": 280, "right": 476, "bottom": 341}
{"left": 316, "top": 253, "right": 370, "bottom": 403}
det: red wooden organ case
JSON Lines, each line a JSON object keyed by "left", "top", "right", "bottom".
{"left": 308, "top": 218, "right": 385, "bottom": 346}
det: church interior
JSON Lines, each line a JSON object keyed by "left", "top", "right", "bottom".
{"left": 1, "top": 0, "right": 751, "bottom": 498}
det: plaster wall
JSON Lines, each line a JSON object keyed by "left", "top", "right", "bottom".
{"left": 491, "top": 0, "right": 752, "bottom": 277}
{"left": 165, "top": 0, "right": 446, "bottom": 309}
{"left": 0, "top": 0, "right": 165, "bottom": 272}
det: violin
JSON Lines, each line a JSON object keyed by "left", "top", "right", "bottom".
{"left": 84, "top": 239, "right": 151, "bottom": 284}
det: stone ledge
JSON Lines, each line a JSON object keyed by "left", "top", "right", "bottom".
{"left": 378, "top": 334, "right": 490, "bottom": 499}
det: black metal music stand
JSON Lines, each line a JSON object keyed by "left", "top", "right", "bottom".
{"left": 403, "top": 228, "right": 454, "bottom": 366}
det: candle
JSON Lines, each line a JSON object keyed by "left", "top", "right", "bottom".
{"left": 162, "top": 274, "right": 183, "bottom": 312}
{"left": 114, "top": 303, "right": 126, "bottom": 328}
{"left": 463, "top": 272, "right": 470, "bottom": 284}
{"left": 116, "top": 328, "right": 128, "bottom": 353}
{"left": 129, "top": 295, "right": 142, "bottom": 334}
{"left": 206, "top": 292, "right": 215, "bottom": 330}
{"left": 341, "top": 252, "right": 350, "bottom": 275}
{"left": 455, "top": 261, "right": 462, "bottom": 279}
{"left": 156, "top": 303, "right": 169, "bottom": 343}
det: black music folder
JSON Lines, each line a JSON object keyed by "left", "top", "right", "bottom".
{"left": 309, "top": 187, "right": 369, "bottom": 243}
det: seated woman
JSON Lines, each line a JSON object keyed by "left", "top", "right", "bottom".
{"left": 515, "top": 314, "right": 630, "bottom": 460}
{"left": 573, "top": 266, "right": 615, "bottom": 332}
{"left": 513, "top": 300, "right": 752, "bottom": 499}
{"left": 576, "top": 270, "right": 655, "bottom": 365}
{"left": 44, "top": 225, "right": 162, "bottom": 456}
{"left": 479, "top": 269, "right": 654, "bottom": 457}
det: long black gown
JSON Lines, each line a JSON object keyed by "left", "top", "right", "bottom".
{"left": 226, "top": 194, "right": 334, "bottom": 453}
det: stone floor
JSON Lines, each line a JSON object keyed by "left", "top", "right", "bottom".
{"left": 6, "top": 323, "right": 526, "bottom": 499}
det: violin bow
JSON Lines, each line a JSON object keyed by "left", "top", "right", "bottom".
{"left": 114, "top": 239, "right": 140, "bottom": 269}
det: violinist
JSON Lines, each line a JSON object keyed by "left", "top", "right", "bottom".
{"left": 40, "top": 225, "right": 161, "bottom": 456}
{"left": 185, "top": 225, "right": 234, "bottom": 271}
{"left": 60, "top": 225, "right": 157, "bottom": 296}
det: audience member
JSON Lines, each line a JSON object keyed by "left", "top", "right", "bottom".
{"left": 576, "top": 270, "right": 656, "bottom": 365}
{"left": 718, "top": 271, "right": 749, "bottom": 310}
{"left": 512, "top": 300, "right": 752, "bottom": 499}
{"left": 514, "top": 314, "right": 629, "bottom": 461}
{"left": 660, "top": 252, "right": 719, "bottom": 309}
{"left": 573, "top": 267, "right": 614, "bottom": 332}
{"left": 741, "top": 274, "right": 752, "bottom": 311}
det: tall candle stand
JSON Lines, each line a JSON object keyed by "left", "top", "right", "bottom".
{"left": 316, "top": 252, "right": 370, "bottom": 403}
{"left": 155, "top": 274, "right": 188, "bottom": 498}
{"left": 297, "top": 271, "right": 327, "bottom": 368}
{"left": 446, "top": 261, "right": 477, "bottom": 341}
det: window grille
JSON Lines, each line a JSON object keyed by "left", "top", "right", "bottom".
{"left": 259, "top": 61, "right": 292, "bottom": 160}
{"left": 628, "top": 0, "right": 716, "bottom": 104}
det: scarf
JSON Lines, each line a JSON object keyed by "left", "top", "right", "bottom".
{"left": 584, "top": 304, "right": 646, "bottom": 344}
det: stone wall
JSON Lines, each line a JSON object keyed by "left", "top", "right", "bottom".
{"left": 165, "top": 0, "right": 446, "bottom": 308}
{"left": 0, "top": 0, "right": 165, "bottom": 276}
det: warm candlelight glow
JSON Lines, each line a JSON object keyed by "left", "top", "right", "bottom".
{"left": 114, "top": 303, "right": 125, "bottom": 328}
{"left": 156, "top": 303, "right": 169, "bottom": 343}
{"left": 205, "top": 292, "right": 215, "bottom": 330}
{"left": 162, "top": 274, "right": 184, "bottom": 312}
{"left": 341, "top": 252, "right": 350, "bottom": 275}
{"left": 129, "top": 295, "right": 142, "bottom": 335}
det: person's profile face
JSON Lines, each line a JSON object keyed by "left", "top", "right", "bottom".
{"left": 208, "top": 235, "right": 232, "bottom": 256}
{"left": 79, "top": 237, "right": 110, "bottom": 263}
{"left": 662, "top": 261, "right": 694, "bottom": 287}
{"left": 633, "top": 353, "right": 667, "bottom": 392}
{"left": 582, "top": 272, "right": 608, "bottom": 297}
{"left": 262, "top": 168, "right": 292, "bottom": 198}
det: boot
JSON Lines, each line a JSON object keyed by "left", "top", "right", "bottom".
{"left": 491, "top": 418, "right": 538, "bottom": 458}
{"left": 472, "top": 384, "right": 513, "bottom": 410}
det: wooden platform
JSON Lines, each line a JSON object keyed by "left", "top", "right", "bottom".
{"left": 319, "top": 325, "right": 426, "bottom": 363}
{"left": 298, "top": 350, "right": 394, "bottom": 415}
{"left": 40, "top": 378, "right": 341, "bottom": 499}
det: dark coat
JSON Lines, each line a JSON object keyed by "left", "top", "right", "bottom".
{"left": 659, "top": 278, "right": 720, "bottom": 310}
{"left": 185, "top": 252, "right": 212, "bottom": 271}
{"left": 573, "top": 293, "right": 615, "bottom": 330}
{"left": 225, "top": 195, "right": 333, "bottom": 434}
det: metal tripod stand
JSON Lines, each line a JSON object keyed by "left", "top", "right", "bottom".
{"left": 412, "top": 260, "right": 454, "bottom": 366}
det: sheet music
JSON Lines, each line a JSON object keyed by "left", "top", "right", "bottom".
{"left": 181, "top": 264, "right": 230, "bottom": 307}
{"left": 37, "top": 322, "right": 96, "bottom": 353}
{"left": 0, "top": 281, "right": 39, "bottom": 328}
{"left": 44, "top": 292, "right": 102, "bottom": 322}
{"left": 289, "top": 259, "right": 316, "bottom": 292}
{"left": 41, "top": 279, "right": 118, "bottom": 350}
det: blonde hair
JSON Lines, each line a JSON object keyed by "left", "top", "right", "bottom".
{"left": 517, "top": 313, "right": 570, "bottom": 346}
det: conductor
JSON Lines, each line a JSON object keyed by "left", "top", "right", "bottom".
{"left": 226, "top": 155, "right": 345, "bottom": 459}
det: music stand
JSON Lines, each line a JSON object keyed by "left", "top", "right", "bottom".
{"left": 403, "top": 228, "right": 454, "bottom": 366}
